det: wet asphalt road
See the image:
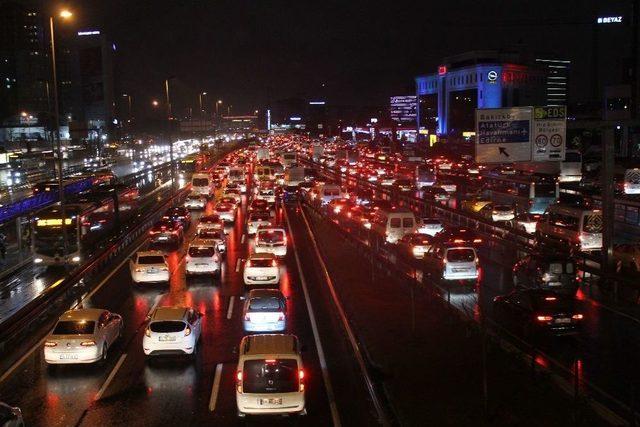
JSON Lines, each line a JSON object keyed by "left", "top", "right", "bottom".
{"left": 0, "top": 174, "right": 378, "bottom": 426}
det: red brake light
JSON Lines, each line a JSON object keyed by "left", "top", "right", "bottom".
{"left": 265, "top": 359, "right": 276, "bottom": 363}
{"left": 572, "top": 314, "right": 584, "bottom": 320}
{"left": 298, "top": 369, "right": 305, "bottom": 380}
{"left": 271, "top": 260, "right": 277, "bottom": 267}
{"left": 473, "top": 238, "right": 482, "bottom": 243}
{"left": 236, "top": 370, "right": 243, "bottom": 382}
{"left": 453, "top": 239, "right": 464, "bottom": 243}
{"left": 544, "top": 296, "right": 557, "bottom": 301}
{"left": 536, "top": 315, "right": 553, "bottom": 322}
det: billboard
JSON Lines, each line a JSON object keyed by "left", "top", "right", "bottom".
{"left": 475, "top": 107, "right": 532, "bottom": 163}
{"left": 390, "top": 96, "right": 417, "bottom": 123}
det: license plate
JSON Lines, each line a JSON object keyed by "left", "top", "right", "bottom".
{"left": 548, "top": 282, "right": 562, "bottom": 287}
{"left": 196, "top": 263, "right": 207, "bottom": 267}
{"left": 257, "top": 276, "right": 268, "bottom": 281}
{"left": 159, "top": 335, "right": 176, "bottom": 342}
{"left": 148, "top": 269, "right": 158, "bottom": 274}
{"left": 259, "top": 398, "right": 282, "bottom": 405}
{"left": 158, "top": 236, "right": 169, "bottom": 241}
{"left": 60, "top": 354, "right": 78, "bottom": 360}
{"left": 555, "top": 318, "right": 571, "bottom": 324}
{"left": 453, "top": 268, "right": 468, "bottom": 273}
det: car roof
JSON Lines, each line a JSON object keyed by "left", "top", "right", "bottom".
{"left": 248, "top": 289, "right": 285, "bottom": 299}
{"left": 60, "top": 308, "right": 105, "bottom": 321}
{"left": 136, "top": 250, "right": 165, "bottom": 257}
{"left": 151, "top": 306, "right": 189, "bottom": 321}
{"left": 241, "top": 334, "right": 298, "bottom": 356}
{"left": 248, "top": 252, "right": 276, "bottom": 260}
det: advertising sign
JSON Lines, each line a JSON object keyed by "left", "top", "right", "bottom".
{"left": 390, "top": 96, "right": 417, "bottom": 123}
{"left": 475, "top": 107, "right": 532, "bottom": 163}
{"left": 532, "top": 106, "right": 566, "bottom": 161}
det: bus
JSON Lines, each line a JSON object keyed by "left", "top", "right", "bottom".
{"left": 482, "top": 173, "right": 559, "bottom": 214}
{"left": 32, "top": 185, "right": 138, "bottom": 266}
{"left": 536, "top": 204, "right": 602, "bottom": 252}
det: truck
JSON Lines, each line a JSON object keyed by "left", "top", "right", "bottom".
{"left": 256, "top": 147, "right": 270, "bottom": 162}
{"left": 284, "top": 166, "right": 305, "bottom": 186}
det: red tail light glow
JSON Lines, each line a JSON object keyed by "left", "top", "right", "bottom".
{"left": 572, "top": 314, "right": 584, "bottom": 320}
{"left": 536, "top": 315, "right": 553, "bottom": 322}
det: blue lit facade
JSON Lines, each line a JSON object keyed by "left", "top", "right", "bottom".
{"left": 416, "top": 53, "right": 548, "bottom": 137}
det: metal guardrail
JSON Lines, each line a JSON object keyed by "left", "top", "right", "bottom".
{"left": 301, "top": 157, "right": 640, "bottom": 300}
{"left": 0, "top": 144, "right": 239, "bottom": 349}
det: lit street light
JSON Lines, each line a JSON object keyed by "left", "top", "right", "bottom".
{"left": 49, "top": 8, "right": 73, "bottom": 264}
{"left": 199, "top": 91, "right": 207, "bottom": 116}
{"left": 152, "top": 99, "right": 159, "bottom": 107}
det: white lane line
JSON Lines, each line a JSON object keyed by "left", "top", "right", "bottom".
{"left": 235, "top": 258, "right": 242, "bottom": 273}
{"left": 148, "top": 294, "right": 162, "bottom": 315}
{"left": 283, "top": 206, "right": 341, "bottom": 427}
{"left": 73, "top": 240, "right": 147, "bottom": 309}
{"left": 208, "top": 363, "right": 224, "bottom": 412}
{"left": 1, "top": 240, "right": 147, "bottom": 385}
{"left": 296, "top": 204, "right": 388, "bottom": 425}
{"left": 95, "top": 353, "right": 127, "bottom": 401}
{"left": 240, "top": 233, "right": 246, "bottom": 244}
{"left": 226, "top": 296, "right": 235, "bottom": 320}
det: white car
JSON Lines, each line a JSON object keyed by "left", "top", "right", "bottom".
{"left": 130, "top": 251, "right": 170, "bottom": 284}
{"left": 254, "top": 228, "right": 287, "bottom": 257}
{"left": 223, "top": 185, "right": 242, "bottom": 203}
{"left": 44, "top": 309, "right": 123, "bottom": 364}
{"left": 184, "top": 194, "right": 207, "bottom": 210}
{"left": 491, "top": 205, "right": 515, "bottom": 222}
{"left": 214, "top": 202, "right": 236, "bottom": 223}
{"left": 425, "top": 245, "right": 479, "bottom": 281}
{"left": 143, "top": 306, "right": 202, "bottom": 356}
{"left": 198, "top": 214, "right": 226, "bottom": 234}
{"left": 243, "top": 253, "right": 280, "bottom": 286}
{"left": 242, "top": 289, "right": 287, "bottom": 332}
{"left": 236, "top": 334, "right": 306, "bottom": 416}
{"left": 247, "top": 211, "right": 272, "bottom": 235}
{"left": 186, "top": 239, "right": 221, "bottom": 276}
{"left": 516, "top": 213, "right": 541, "bottom": 234}
{"left": 195, "top": 228, "right": 227, "bottom": 253}
{"left": 417, "top": 217, "right": 444, "bottom": 236}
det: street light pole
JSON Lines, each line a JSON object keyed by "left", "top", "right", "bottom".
{"left": 165, "top": 78, "right": 175, "bottom": 187}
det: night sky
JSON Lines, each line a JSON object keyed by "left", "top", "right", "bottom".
{"left": 79, "top": 0, "right": 630, "bottom": 116}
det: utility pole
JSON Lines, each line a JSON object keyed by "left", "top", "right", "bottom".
{"left": 602, "top": 127, "right": 616, "bottom": 299}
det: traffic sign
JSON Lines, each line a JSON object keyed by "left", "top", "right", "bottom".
{"left": 532, "top": 106, "right": 566, "bottom": 161}
{"left": 475, "top": 107, "right": 532, "bottom": 163}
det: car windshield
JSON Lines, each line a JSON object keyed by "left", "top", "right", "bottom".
{"left": 53, "top": 320, "right": 96, "bottom": 335}
{"left": 138, "top": 255, "right": 165, "bottom": 264}
{"left": 188, "top": 247, "right": 214, "bottom": 257}
{"left": 242, "top": 359, "right": 299, "bottom": 393}
{"left": 248, "top": 297, "right": 284, "bottom": 312}
{"left": 446, "top": 248, "right": 476, "bottom": 262}
{"left": 193, "top": 178, "right": 209, "bottom": 186}
{"left": 257, "top": 230, "right": 285, "bottom": 243}
{"left": 149, "top": 321, "right": 186, "bottom": 333}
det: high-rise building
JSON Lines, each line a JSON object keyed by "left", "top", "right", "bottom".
{"left": 0, "top": 0, "right": 50, "bottom": 123}
{"left": 535, "top": 57, "right": 571, "bottom": 106}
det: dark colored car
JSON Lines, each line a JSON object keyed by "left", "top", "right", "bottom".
{"left": 249, "top": 198, "right": 270, "bottom": 213}
{"left": 149, "top": 219, "right": 184, "bottom": 243}
{"left": 493, "top": 289, "right": 583, "bottom": 336}
{"left": 433, "top": 226, "right": 482, "bottom": 246}
{"left": 513, "top": 255, "right": 578, "bottom": 295}
{"left": 281, "top": 185, "right": 300, "bottom": 203}
{"left": 162, "top": 206, "right": 191, "bottom": 228}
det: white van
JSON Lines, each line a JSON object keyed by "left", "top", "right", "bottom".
{"left": 236, "top": 334, "right": 306, "bottom": 417}
{"left": 536, "top": 204, "right": 602, "bottom": 252}
{"left": 191, "top": 173, "right": 213, "bottom": 198}
{"left": 424, "top": 245, "right": 479, "bottom": 281}
{"left": 371, "top": 207, "right": 417, "bottom": 244}
{"left": 318, "top": 184, "right": 343, "bottom": 206}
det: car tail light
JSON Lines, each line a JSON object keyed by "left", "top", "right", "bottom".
{"left": 184, "top": 326, "right": 192, "bottom": 336}
{"left": 453, "top": 239, "right": 464, "bottom": 243}
{"left": 44, "top": 341, "right": 57, "bottom": 347}
{"left": 80, "top": 340, "right": 96, "bottom": 346}
{"left": 145, "top": 328, "right": 151, "bottom": 337}
{"left": 186, "top": 255, "right": 191, "bottom": 262}
{"left": 572, "top": 314, "right": 584, "bottom": 320}
{"left": 246, "top": 260, "right": 252, "bottom": 268}
{"left": 244, "top": 314, "right": 251, "bottom": 321}
{"left": 299, "top": 369, "right": 305, "bottom": 380}
{"left": 277, "top": 312, "right": 285, "bottom": 321}
{"left": 473, "top": 238, "right": 482, "bottom": 243}
{"left": 536, "top": 315, "right": 553, "bottom": 322}
{"left": 271, "top": 260, "right": 277, "bottom": 267}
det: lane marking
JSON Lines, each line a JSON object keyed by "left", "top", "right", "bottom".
{"left": 226, "top": 296, "right": 235, "bottom": 320}
{"left": 1, "top": 240, "right": 148, "bottom": 385}
{"left": 95, "top": 353, "right": 127, "bottom": 401}
{"left": 73, "top": 240, "right": 148, "bottom": 309}
{"left": 208, "top": 363, "right": 224, "bottom": 412}
{"left": 240, "top": 233, "right": 246, "bottom": 244}
{"left": 235, "top": 258, "right": 242, "bottom": 273}
{"left": 283, "top": 206, "right": 341, "bottom": 427}
{"left": 148, "top": 294, "right": 163, "bottom": 316}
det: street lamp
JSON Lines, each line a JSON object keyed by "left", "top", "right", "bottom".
{"left": 49, "top": 8, "right": 73, "bottom": 264}
{"left": 152, "top": 99, "right": 159, "bottom": 107}
{"left": 199, "top": 91, "right": 207, "bottom": 116}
